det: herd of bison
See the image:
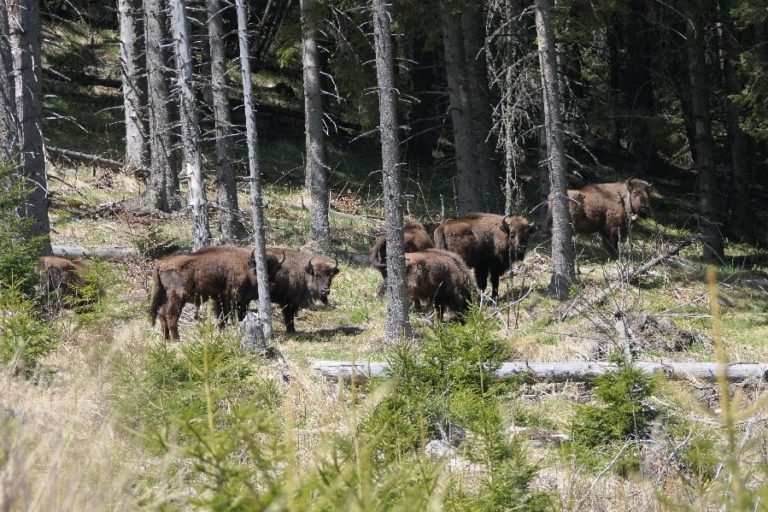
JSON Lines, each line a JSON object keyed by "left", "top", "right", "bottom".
{"left": 36, "top": 178, "right": 652, "bottom": 340}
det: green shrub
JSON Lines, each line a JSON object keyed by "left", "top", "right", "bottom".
{"left": 569, "top": 362, "right": 659, "bottom": 475}
{"left": 0, "top": 282, "right": 59, "bottom": 374}
{"left": 0, "top": 162, "right": 45, "bottom": 294}
{"left": 131, "top": 224, "right": 183, "bottom": 261}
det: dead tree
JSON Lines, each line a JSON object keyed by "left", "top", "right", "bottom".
{"left": 372, "top": 0, "right": 410, "bottom": 341}
{"left": 169, "top": 0, "right": 211, "bottom": 250}
{"left": 117, "top": 0, "right": 146, "bottom": 171}
{"left": 0, "top": 0, "right": 17, "bottom": 162}
{"left": 237, "top": 0, "right": 274, "bottom": 347}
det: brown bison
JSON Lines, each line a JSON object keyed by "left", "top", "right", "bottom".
{"left": 404, "top": 249, "right": 475, "bottom": 321}
{"left": 369, "top": 220, "right": 434, "bottom": 297}
{"left": 36, "top": 256, "right": 90, "bottom": 307}
{"left": 149, "top": 245, "right": 283, "bottom": 340}
{"left": 434, "top": 213, "right": 536, "bottom": 301}
{"left": 547, "top": 178, "right": 652, "bottom": 255}
{"left": 267, "top": 248, "right": 340, "bottom": 333}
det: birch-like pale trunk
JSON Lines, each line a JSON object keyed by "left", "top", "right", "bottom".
{"left": 236, "top": 0, "right": 273, "bottom": 347}
{"left": 300, "top": 0, "right": 330, "bottom": 249}
{"left": 117, "top": 0, "right": 146, "bottom": 171}
{"left": 534, "top": 0, "right": 574, "bottom": 300}
{"left": 10, "top": 0, "right": 51, "bottom": 254}
{"left": 0, "top": 0, "right": 18, "bottom": 162}
{"left": 169, "top": 0, "right": 211, "bottom": 250}
{"left": 207, "top": 0, "right": 246, "bottom": 242}
{"left": 144, "top": 0, "right": 179, "bottom": 212}
{"left": 372, "top": 0, "right": 410, "bottom": 342}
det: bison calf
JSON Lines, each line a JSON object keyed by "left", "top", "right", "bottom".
{"left": 149, "top": 245, "right": 282, "bottom": 340}
{"left": 547, "top": 178, "right": 651, "bottom": 256}
{"left": 36, "top": 256, "right": 91, "bottom": 309}
{"left": 369, "top": 220, "right": 434, "bottom": 297}
{"left": 267, "top": 248, "right": 340, "bottom": 333}
{"left": 434, "top": 213, "right": 536, "bottom": 301}
{"left": 404, "top": 249, "right": 475, "bottom": 321}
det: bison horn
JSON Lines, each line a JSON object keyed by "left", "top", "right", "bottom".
{"left": 305, "top": 257, "right": 314, "bottom": 275}
{"left": 279, "top": 251, "right": 286, "bottom": 265}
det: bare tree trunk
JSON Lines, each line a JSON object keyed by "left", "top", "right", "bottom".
{"left": 301, "top": 0, "right": 329, "bottom": 249}
{"left": 144, "top": 0, "right": 179, "bottom": 212}
{"left": 535, "top": 0, "right": 574, "bottom": 300}
{"left": 118, "top": 0, "right": 146, "bottom": 171}
{"left": 170, "top": 0, "right": 211, "bottom": 250}
{"left": 0, "top": 0, "right": 18, "bottom": 162}
{"left": 462, "top": 4, "right": 500, "bottom": 212}
{"left": 440, "top": 4, "right": 482, "bottom": 215}
{"left": 687, "top": 12, "right": 724, "bottom": 263}
{"left": 372, "top": 0, "right": 410, "bottom": 342}
{"left": 207, "top": 0, "right": 246, "bottom": 243}
{"left": 10, "top": 0, "right": 51, "bottom": 255}
{"left": 237, "top": 0, "right": 273, "bottom": 346}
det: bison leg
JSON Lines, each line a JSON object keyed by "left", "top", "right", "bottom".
{"left": 490, "top": 272, "right": 501, "bottom": 302}
{"left": 165, "top": 292, "right": 184, "bottom": 341}
{"left": 282, "top": 304, "right": 298, "bottom": 333}
{"left": 474, "top": 267, "right": 489, "bottom": 300}
{"left": 158, "top": 307, "right": 171, "bottom": 340}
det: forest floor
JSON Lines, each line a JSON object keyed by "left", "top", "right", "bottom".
{"left": 2, "top": 20, "right": 768, "bottom": 511}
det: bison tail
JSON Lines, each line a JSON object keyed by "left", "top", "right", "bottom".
{"left": 148, "top": 267, "right": 165, "bottom": 326}
{"left": 434, "top": 225, "right": 448, "bottom": 250}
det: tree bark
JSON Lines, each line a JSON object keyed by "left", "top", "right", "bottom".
{"left": 10, "top": 0, "right": 51, "bottom": 255}
{"left": 310, "top": 360, "right": 768, "bottom": 384}
{"left": 0, "top": 0, "right": 18, "bottom": 162}
{"left": 440, "top": 3, "right": 482, "bottom": 214}
{"left": 144, "top": 0, "right": 179, "bottom": 212}
{"left": 237, "top": 0, "right": 273, "bottom": 345}
{"left": 207, "top": 0, "right": 247, "bottom": 243}
{"left": 687, "top": 10, "right": 724, "bottom": 263}
{"left": 372, "top": 0, "right": 410, "bottom": 342}
{"left": 535, "top": 0, "right": 574, "bottom": 299}
{"left": 300, "top": 0, "right": 330, "bottom": 250}
{"left": 170, "top": 0, "right": 211, "bottom": 250}
{"left": 461, "top": 3, "right": 500, "bottom": 212}
{"left": 117, "top": 0, "right": 146, "bottom": 171}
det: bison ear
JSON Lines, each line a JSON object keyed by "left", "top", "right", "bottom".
{"left": 501, "top": 215, "right": 512, "bottom": 233}
{"left": 305, "top": 259, "right": 314, "bottom": 276}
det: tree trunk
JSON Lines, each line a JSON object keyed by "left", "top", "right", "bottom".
{"left": 144, "top": 0, "right": 179, "bottom": 212}
{"left": 207, "top": 0, "right": 247, "bottom": 243}
{"left": 718, "top": 0, "right": 752, "bottom": 241}
{"left": 310, "top": 360, "right": 768, "bottom": 384}
{"left": 687, "top": 11, "right": 724, "bottom": 263}
{"left": 237, "top": 0, "right": 273, "bottom": 345}
{"left": 372, "top": 0, "right": 410, "bottom": 342}
{"left": 0, "top": 0, "right": 18, "bottom": 162}
{"left": 300, "top": 0, "right": 329, "bottom": 250}
{"left": 117, "top": 0, "right": 146, "bottom": 171}
{"left": 10, "top": 0, "right": 51, "bottom": 255}
{"left": 461, "top": 4, "right": 500, "bottom": 212}
{"left": 170, "top": 0, "right": 211, "bottom": 250}
{"left": 535, "top": 0, "right": 574, "bottom": 300}
{"left": 440, "top": 4, "right": 482, "bottom": 215}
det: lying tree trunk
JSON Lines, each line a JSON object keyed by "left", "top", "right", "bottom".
{"left": 560, "top": 236, "right": 700, "bottom": 320}
{"left": 47, "top": 146, "right": 150, "bottom": 177}
{"left": 51, "top": 244, "right": 139, "bottom": 260}
{"left": 310, "top": 360, "right": 768, "bottom": 384}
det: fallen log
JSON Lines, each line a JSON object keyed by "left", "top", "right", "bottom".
{"left": 559, "top": 236, "right": 700, "bottom": 320}
{"left": 47, "top": 146, "right": 150, "bottom": 179}
{"left": 310, "top": 360, "right": 768, "bottom": 384}
{"left": 52, "top": 244, "right": 139, "bottom": 261}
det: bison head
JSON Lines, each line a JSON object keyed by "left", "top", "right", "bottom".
{"left": 304, "top": 256, "right": 340, "bottom": 304}
{"left": 502, "top": 216, "right": 536, "bottom": 261}
{"left": 626, "top": 178, "right": 652, "bottom": 218}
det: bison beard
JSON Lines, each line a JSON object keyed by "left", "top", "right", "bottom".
{"left": 148, "top": 246, "right": 282, "bottom": 341}
{"left": 369, "top": 219, "right": 434, "bottom": 297}
{"left": 404, "top": 249, "right": 475, "bottom": 321}
{"left": 267, "top": 248, "right": 340, "bottom": 333}
{"left": 546, "top": 178, "right": 652, "bottom": 256}
{"left": 434, "top": 213, "right": 536, "bottom": 301}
